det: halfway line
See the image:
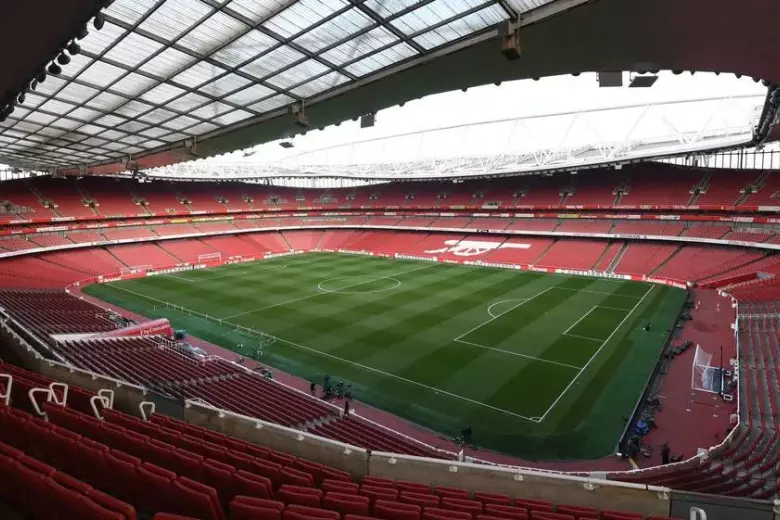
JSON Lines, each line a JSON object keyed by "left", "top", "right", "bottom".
{"left": 221, "top": 263, "right": 438, "bottom": 320}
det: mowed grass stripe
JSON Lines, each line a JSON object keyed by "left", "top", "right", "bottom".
{"left": 83, "top": 253, "right": 686, "bottom": 460}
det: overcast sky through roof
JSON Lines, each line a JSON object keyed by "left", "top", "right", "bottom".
{"left": 215, "top": 72, "right": 766, "bottom": 166}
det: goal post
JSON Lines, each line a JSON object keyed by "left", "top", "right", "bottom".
{"left": 120, "top": 265, "right": 152, "bottom": 275}
{"left": 198, "top": 252, "right": 222, "bottom": 264}
{"left": 691, "top": 345, "right": 725, "bottom": 394}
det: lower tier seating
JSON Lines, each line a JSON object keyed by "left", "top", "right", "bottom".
{"left": 0, "top": 362, "right": 682, "bottom": 520}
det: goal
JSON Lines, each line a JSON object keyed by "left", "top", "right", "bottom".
{"left": 691, "top": 345, "right": 725, "bottom": 394}
{"left": 198, "top": 252, "right": 222, "bottom": 264}
{"left": 120, "top": 265, "right": 152, "bottom": 275}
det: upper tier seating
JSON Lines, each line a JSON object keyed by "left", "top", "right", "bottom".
{"left": 78, "top": 177, "right": 148, "bottom": 217}
{"left": 33, "top": 178, "right": 95, "bottom": 218}
{"left": 695, "top": 171, "right": 759, "bottom": 207}
{"left": 2, "top": 165, "right": 779, "bottom": 222}
{"left": 618, "top": 166, "right": 703, "bottom": 206}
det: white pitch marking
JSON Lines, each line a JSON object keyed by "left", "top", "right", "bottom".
{"left": 221, "top": 263, "right": 437, "bottom": 320}
{"left": 551, "top": 286, "right": 642, "bottom": 298}
{"left": 537, "top": 285, "right": 655, "bottom": 422}
{"left": 454, "top": 338, "right": 582, "bottom": 370}
{"left": 563, "top": 305, "right": 599, "bottom": 335}
{"left": 251, "top": 331, "right": 541, "bottom": 422}
{"left": 104, "top": 271, "right": 539, "bottom": 422}
{"left": 563, "top": 333, "right": 606, "bottom": 343}
{"left": 487, "top": 299, "right": 529, "bottom": 319}
{"left": 318, "top": 276, "right": 401, "bottom": 295}
{"left": 454, "top": 288, "right": 552, "bottom": 342}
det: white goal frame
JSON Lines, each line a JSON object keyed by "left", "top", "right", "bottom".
{"left": 198, "top": 252, "right": 222, "bottom": 264}
{"left": 120, "top": 265, "right": 152, "bottom": 275}
{"left": 691, "top": 345, "right": 725, "bottom": 394}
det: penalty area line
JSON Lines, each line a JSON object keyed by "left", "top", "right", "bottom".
{"left": 259, "top": 332, "right": 542, "bottom": 423}
{"left": 537, "top": 285, "right": 655, "bottom": 423}
{"left": 454, "top": 287, "right": 553, "bottom": 342}
{"left": 454, "top": 338, "right": 582, "bottom": 370}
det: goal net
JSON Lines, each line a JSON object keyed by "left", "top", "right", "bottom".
{"left": 691, "top": 345, "right": 724, "bottom": 394}
{"left": 198, "top": 252, "right": 222, "bottom": 264}
{"left": 120, "top": 265, "right": 152, "bottom": 275}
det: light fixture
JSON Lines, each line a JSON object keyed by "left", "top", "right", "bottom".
{"left": 37, "top": 70, "right": 47, "bottom": 83}
{"left": 48, "top": 62, "right": 62, "bottom": 75}
{"left": 30, "top": 79, "right": 37, "bottom": 91}
{"left": 17, "top": 92, "right": 25, "bottom": 104}
{"left": 57, "top": 52, "right": 71, "bottom": 65}
{"left": 279, "top": 141, "right": 294, "bottom": 149}
{"left": 360, "top": 113, "right": 376, "bottom": 128}
{"left": 94, "top": 12, "right": 105, "bottom": 30}
{"left": 67, "top": 41, "right": 81, "bottom": 55}
{"left": 77, "top": 25, "right": 89, "bottom": 39}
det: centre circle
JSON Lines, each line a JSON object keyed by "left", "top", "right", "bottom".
{"left": 317, "top": 275, "right": 402, "bottom": 294}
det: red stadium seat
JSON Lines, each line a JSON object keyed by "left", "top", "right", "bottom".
{"left": 374, "top": 499, "right": 422, "bottom": 520}
{"left": 323, "top": 491, "right": 372, "bottom": 516}
{"left": 229, "top": 496, "right": 285, "bottom": 520}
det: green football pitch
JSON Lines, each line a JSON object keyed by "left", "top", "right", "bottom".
{"left": 84, "top": 252, "right": 685, "bottom": 460}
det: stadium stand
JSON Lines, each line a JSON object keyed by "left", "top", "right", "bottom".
{"left": 30, "top": 234, "right": 74, "bottom": 247}
{"left": 1, "top": 170, "right": 780, "bottom": 513}
{"left": 107, "top": 244, "right": 179, "bottom": 268}
{"left": 611, "top": 222, "right": 685, "bottom": 237}
{"left": 0, "top": 362, "right": 689, "bottom": 519}
{"left": 556, "top": 220, "right": 613, "bottom": 233}
{"left": 506, "top": 219, "right": 559, "bottom": 232}
{"left": 653, "top": 246, "right": 764, "bottom": 282}
{"left": 535, "top": 239, "right": 609, "bottom": 270}
{"left": 159, "top": 240, "right": 219, "bottom": 263}
{"left": 613, "top": 244, "right": 680, "bottom": 276}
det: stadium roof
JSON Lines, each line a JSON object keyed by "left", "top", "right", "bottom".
{"left": 1, "top": 0, "right": 779, "bottom": 175}
{"left": 0, "top": 0, "right": 530, "bottom": 171}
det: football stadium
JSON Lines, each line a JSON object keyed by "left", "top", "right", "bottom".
{"left": 0, "top": 1, "right": 779, "bottom": 520}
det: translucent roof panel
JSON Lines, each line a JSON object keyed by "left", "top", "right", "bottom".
{"left": 0, "top": 0, "right": 516, "bottom": 170}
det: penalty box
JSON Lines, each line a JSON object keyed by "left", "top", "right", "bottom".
{"left": 454, "top": 286, "right": 635, "bottom": 419}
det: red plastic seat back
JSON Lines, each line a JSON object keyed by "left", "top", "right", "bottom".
{"left": 323, "top": 491, "right": 371, "bottom": 516}
{"left": 374, "top": 499, "right": 422, "bottom": 520}
{"left": 229, "top": 496, "right": 284, "bottom": 520}
{"left": 283, "top": 504, "right": 341, "bottom": 520}
{"left": 484, "top": 504, "right": 530, "bottom": 520}
{"left": 400, "top": 491, "right": 440, "bottom": 509}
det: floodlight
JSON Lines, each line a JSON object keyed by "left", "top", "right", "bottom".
{"left": 94, "top": 12, "right": 105, "bottom": 30}
{"left": 57, "top": 52, "right": 71, "bottom": 65}
{"left": 48, "top": 63, "right": 62, "bottom": 75}
{"left": 598, "top": 71, "right": 622, "bottom": 87}
{"left": 30, "top": 79, "right": 37, "bottom": 91}
{"left": 77, "top": 25, "right": 89, "bottom": 40}
{"left": 360, "top": 113, "right": 376, "bottom": 128}
{"left": 67, "top": 41, "right": 81, "bottom": 55}
{"left": 37, "top": 70, "right": 47, "bottom": 83}
{"left": 279, "top": 141, "right": 294, "bottom": 149}
{"left": 17, "top": 92, "right": 25, "bottom": 104}
{"left": 629, "top": 75, "right": 658, "bottom": 88}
